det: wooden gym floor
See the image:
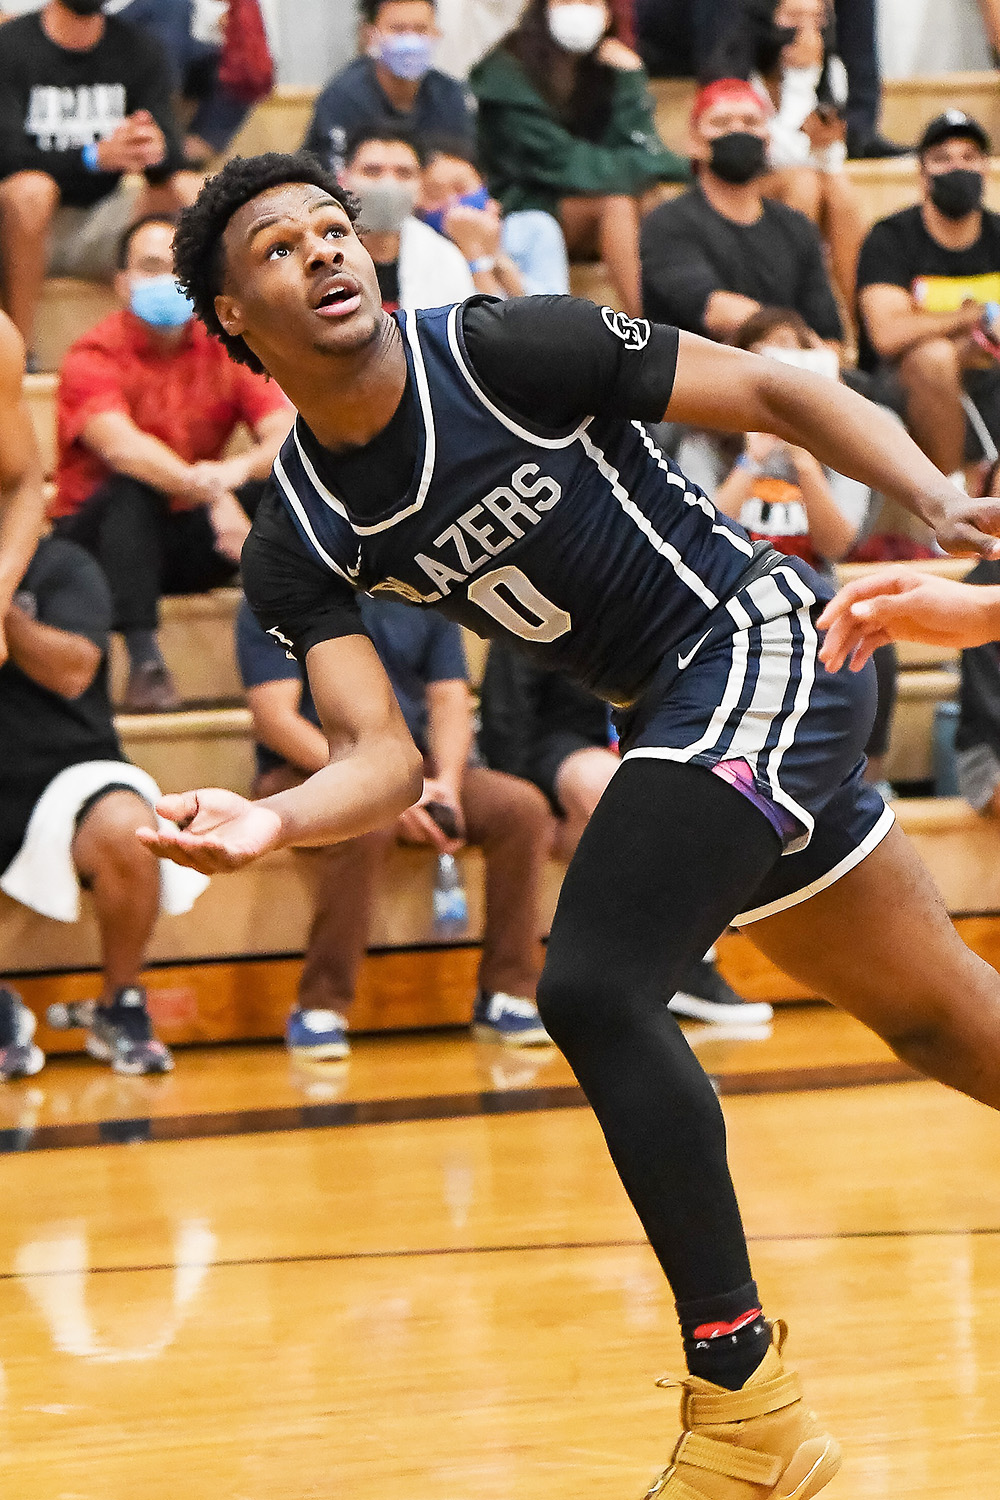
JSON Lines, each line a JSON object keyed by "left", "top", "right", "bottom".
{"left": 0, "top": 1004, "right": 998, "bottom": 1499}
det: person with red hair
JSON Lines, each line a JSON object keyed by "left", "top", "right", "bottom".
{"left": 640, "top": 77, "right": 842, "bottom": 348}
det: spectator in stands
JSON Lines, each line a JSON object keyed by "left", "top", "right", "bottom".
{"left": 113, "top": 0, "right": 272, "bottom": 165}
{"left": 236, "top": 595, "right": 554, "bottom": 1056}
{"left": 956, "top": 557, "right": 1000, "bottom": 818}
{"left": 0, "top": 308, "right": 47, "bottom": 667}
{"left": 479, "top": 643, "right": 774, "bottom": 1025}
{"left": 340, "top": 124, "right": 513, "bottom": 307}
{"left": 701, "top": 0, "right": 866, "bottom": 305}
{"left": 302, "top": 0, "right": 475, "bottom": 176}
{"left": 49, "top": 214, "right": 291, "bottom": 712}
{"left": 640, "top": 79, "right": 842, "bottom": 344}
{"left": 419, "top": 134, "right": 570, "bottom": 296}
{"left": 0, "top": 531, "right": 207, "bottom": 1081}
{"left": 856, "top": 111, "right": 1000, "bottom": 488}
{"left": 470, "top": 0, "right": 688, "bottom": 317}
{"left": 0, "top": 0, "right": 194, "bottom": 353}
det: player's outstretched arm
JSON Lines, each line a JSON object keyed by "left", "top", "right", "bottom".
{"left": 817, "top": 567, "right": 1000, "bottom": 671}
{"left": 0, "top": 311, "right": 46, "bottom": 665}
{"left": 665, "top": 331, "right": 1000, "bottom": 560}
{"left": 138, "top": 635, "right": 424, "bottom": 873}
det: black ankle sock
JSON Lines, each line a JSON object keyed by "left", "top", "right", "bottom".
{"left": 124, "top": 629, "right": 164, "bottom": 670}
{"left": 677, "top": 1281, "right": 771, "bottom": 1390}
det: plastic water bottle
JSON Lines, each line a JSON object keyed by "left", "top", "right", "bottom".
{"left": 433, "top": 853, "right": 468, "bottom": 931}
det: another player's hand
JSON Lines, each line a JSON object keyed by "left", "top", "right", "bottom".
{"left": 818, "top": 567, "right": 999, "bottom": 671}
{"left": 137, "top": 789, "right": 284, "bottom": 872}
{"left": 931, "top": 495, "right": 1000, "bottom": 558}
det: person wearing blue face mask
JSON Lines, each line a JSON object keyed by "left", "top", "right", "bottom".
{"left": 302, "top": 0, "right": 476, "bottom": 178}
{"left": 49, "top": 213, "right": 292, "bottom": 711}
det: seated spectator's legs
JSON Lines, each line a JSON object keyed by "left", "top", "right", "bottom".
{"left": 896, "top": 336, "right": 967, "bottom": 476}
{"left": 553, "top": 745, "right": 619, "bottom": 862}
{"left": 297, "top": 829, "right": 396, "bottom": 1016}
{"left": 460, "top": 765, "right": 552, "bottom": 1000}
{"left": 71, "top": 789, "right": 160, "bottom": 1004}
{"left": 764, "top": 165, "right": 864, "bottom": 315}
{"left": 0, "top": 171, "right": 60, "bottom": 348}
{"left": 559, "top": 194, "right": 643, "bottom": 317}
{"left": 500, "top": 210, "right": 571, "bottom": 296}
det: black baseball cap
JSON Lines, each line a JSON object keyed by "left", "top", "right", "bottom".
{"left": 918, "top": 110, "right": 991, "bottom": 156}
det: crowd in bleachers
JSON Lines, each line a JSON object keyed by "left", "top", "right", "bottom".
{"left": 2, "top": 0, "right": 1000, "bottom": 1082}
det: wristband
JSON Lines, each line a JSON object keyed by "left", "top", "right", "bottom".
{"left": 468, "top": 256, "right": 497, "bottom": 275}
{"left": 82, "top": 142, "right": 100, "bottom": 172}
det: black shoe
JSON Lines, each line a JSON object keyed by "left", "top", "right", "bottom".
{"left": 847, "top": 129, "right": 912, "bottom": 159}
{"left": 668, "top": 958, "right": 774, "bottom": 1025}
{"left": 85, "top": 987, "right": 174, "bottom": 1075}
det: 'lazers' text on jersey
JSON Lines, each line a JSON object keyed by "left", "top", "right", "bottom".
{"left": 272, "top": 302, "right": 791, "bottom": 707}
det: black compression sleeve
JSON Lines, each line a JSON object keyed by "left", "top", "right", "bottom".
{"left": 240, "top": 484, "right": 365, "bottom": 662}
{"left": 462, "top": 296, "right": 679, "bottom": 429}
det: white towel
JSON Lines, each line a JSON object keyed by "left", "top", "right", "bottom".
{"left": 1, "top": 761, "right": 209, "bottom": 923}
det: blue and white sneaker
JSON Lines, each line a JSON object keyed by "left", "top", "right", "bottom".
{"left": 0, "top": 987, "right": 45, "bottom": 1081}
{"left": 472, "top": 991, "right": 553, "bottom": 1048}
{"left": 285, "top": 1007, "right": 350, "bottom": 1059}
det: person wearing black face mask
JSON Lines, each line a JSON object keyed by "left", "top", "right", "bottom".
{"left": 857, "top": 112, "right": 1000, "bottom": 485}
{"left": 0, "top": 0, "right": 190, "bottom": 359}
{"left": 640, "top": 78, "right": 842, "bottom": 349}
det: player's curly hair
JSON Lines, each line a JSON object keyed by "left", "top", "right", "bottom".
{"left": 173, "top": 151, "right": 359, "bottom": 374}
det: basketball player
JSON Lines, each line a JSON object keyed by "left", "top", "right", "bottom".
{"left": 819, "top": 564, "right": 1000, "bottom": 667}
{"left": 142, "top": 152, "right": 1000, "bottom": 1500}
{"left": 0, "top": 310, "right": 46, "bottom": 662}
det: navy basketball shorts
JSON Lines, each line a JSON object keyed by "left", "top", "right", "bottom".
{"left": 616, "top": 556, "right": 895, "bottom": 927}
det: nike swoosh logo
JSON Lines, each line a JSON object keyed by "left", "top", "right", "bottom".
{"left": 677, "top": 630, "right": 712, "bottom": 671}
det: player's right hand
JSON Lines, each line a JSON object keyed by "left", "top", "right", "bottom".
{"left": 818, "top": 567, "right": 1000, "bottom": 671}
{"left": 137, "top": 789, "right": 284, "bottom": 873}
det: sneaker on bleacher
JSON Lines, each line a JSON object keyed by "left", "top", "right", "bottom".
{"left": 472, "top": 991, "right": 553, "bottom": 1047}
{"left": 0, "top": 987, "right": 45, "bottom": 1081}
{"left": 286, "top": 1007, "right": 350, "bottom": 1059}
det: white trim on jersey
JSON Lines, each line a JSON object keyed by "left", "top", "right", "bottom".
{"left": 445, "top": 304, "right": 592, "bottom": 449}
{"left": 578, "top": 430, "right": 720, "bottom": 610}
{"left": 731, "top": 802, "right": 896, "bottom": 926}
{"left": 272, "top": 450, "right": 355, "bottom": 583}
{"left": 286, "top": 311, "right": 439, "bottom": 538}
{"left": 633, "top": 422, "right": 755, "bottom": 559}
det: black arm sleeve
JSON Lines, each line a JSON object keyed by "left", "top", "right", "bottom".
{"left": 240, "top": 483, "right": 367, "bottom": 663}
{"left": 461, "top": 295, "right": 679, "bottom": 430}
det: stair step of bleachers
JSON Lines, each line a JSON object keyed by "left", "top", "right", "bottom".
{"left": 107, "top": 587, "right": 244, "bottom": 706}
{"left": 23, "top": 371, "right": 57, "bottom": 474}
{"left": 34, "top": 276, "right": 116, "bottom": 374}
{"left": 222, "top": 84, "right": 317, "bottom": 163}
{"left": 116, "top": 705, "right": 256, "bottom": 797}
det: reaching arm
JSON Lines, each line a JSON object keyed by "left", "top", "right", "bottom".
{"left": 665, "top": 331, "right": 1000, "bottom": 557}
{"left": 0, "top": 313, "right": 45, "bottom": 662}
{"left": 139, "top": 634, "right": 425, "bottom": 872}
{"left": 817, "top": 568, "right": 1000, "bottom": 670}
{"left": 245, "top": 677, "right": 330, "bottom": 777}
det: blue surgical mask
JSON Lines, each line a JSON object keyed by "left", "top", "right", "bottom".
{"left": 373, "top": 30, "right": 435, "bottom": 81}
{"left": 130, "top": 273, "right": 194, "bottom": 328}
{"left": 420, "top": 184, "right": 490, "bottom": 235}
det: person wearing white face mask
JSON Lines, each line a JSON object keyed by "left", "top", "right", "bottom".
{"left": 302, "top": 0, "right": 476, "bottom": 178}
{"left": 49, "top": 214, "right": 291, "bottom": 710}
{"left": 470, "top": 0, "right": 687, "bottom": 317}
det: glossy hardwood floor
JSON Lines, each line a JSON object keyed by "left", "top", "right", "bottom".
{"left": 1, "top": 1007, "right": 998, "bottom": 1499}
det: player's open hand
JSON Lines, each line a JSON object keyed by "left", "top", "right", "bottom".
{"left": 137, "top": 789, "right": 284, "bottom": 873}
{"left": 931, "top": 495, "right": 1000, "bottom": 558}
{"left": 818, "top": 567, "right": 998, "bottom": 671}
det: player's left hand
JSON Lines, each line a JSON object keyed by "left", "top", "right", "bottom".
{"left": 137, "top": 789, "right": 284, "bottom": 872}
{"left": 931, "top": 495, "right": 1000, "bottom": 558}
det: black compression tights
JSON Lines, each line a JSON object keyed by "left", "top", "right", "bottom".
{"left": 537, "top": 758, "right": 782, "bottom": 1303}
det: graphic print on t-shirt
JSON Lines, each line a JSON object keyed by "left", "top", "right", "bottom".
{"left": 25, "top": 83, "right": 126, "bottom": 150}
{"left": 912, "top": 270, "right": 1000, "bottom": 312}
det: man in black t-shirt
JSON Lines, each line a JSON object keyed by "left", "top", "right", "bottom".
{"left": 857, "top": 111, "right": 1000, "bottom": 481}
{"left": 0, "top": 534, "right": 174, "bottom": 1080}
{"left": 640, "top": 79, "right": 842, "bottom": 346}
{"left": 0, "top": 0, "right": 190, "bottom": 352}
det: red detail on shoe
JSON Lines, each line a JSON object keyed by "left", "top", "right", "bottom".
{"left": 693, "top": 1308, "right": 762, "bottom": 1340}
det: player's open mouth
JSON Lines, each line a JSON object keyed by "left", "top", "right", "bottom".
{"left": 312, "top": 275, "right": 362, "bottom": 318}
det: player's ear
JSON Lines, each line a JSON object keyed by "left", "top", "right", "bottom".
{"left": 215, "top": 293, "right": 245, "bottom": 338}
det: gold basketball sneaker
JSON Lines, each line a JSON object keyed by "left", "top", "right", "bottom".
{"left": 642, "top": 1323, "right": 841, "bottom": 1500}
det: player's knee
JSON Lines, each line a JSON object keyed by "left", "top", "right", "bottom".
{"left": 535, "top": 948, "right": 617, "bottom": 1046}
{"left": 0, "top": 170, "right": 59, "bottom": 227}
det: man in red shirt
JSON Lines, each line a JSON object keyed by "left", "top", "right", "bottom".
{"left": 50, "top": 213, "right": 291, "bottom": 710}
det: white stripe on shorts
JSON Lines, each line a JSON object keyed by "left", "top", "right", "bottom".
{"left": 731, "top": 802, "right": 896, "bottom": 925}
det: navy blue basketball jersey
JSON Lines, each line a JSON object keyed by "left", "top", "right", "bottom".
{"left": 270, "top": 302, "right": 800, "bottom": 706}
